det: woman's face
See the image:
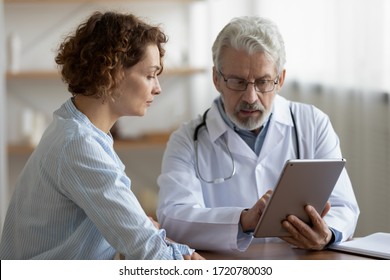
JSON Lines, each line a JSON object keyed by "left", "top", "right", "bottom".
{"left": 111, "top": 44, "right": 162, "bottom": 117}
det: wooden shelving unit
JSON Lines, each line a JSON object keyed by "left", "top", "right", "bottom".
{"left": 114, "top": 132, "right": 171, "bottom": 150}
{"left": 5, "top": 0, "right": 201, "bottom": 3}
{"left": 8, "top": 132, "right": 172, "bottom": 155}
{"left": 7, "top": 143, "right": 36, "bottom": 155}
{"left": 6, "top": 67, "right": 207, "bottom": 80}
{"left": 5, "top": 0, "right": 207, "bottom": 156}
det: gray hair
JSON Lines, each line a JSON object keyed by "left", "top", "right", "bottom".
{"left": 212, "top": 16, "right": 286, "bottom": 74}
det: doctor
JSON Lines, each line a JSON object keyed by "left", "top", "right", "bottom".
{"left": 157, "top": 16, "right": 360, "bottom": 252}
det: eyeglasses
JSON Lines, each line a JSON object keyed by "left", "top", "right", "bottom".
{"left": 218, "top": 70, "right": 279, "bottom": 93}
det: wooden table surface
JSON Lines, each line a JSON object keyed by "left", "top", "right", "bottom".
{"left": 198, "top": 241, "right": 376, "bottom": 260}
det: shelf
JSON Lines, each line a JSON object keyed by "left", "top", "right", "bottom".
{"left": 162, "top": 67, "right": 207, "bottom": 76}
{"left": 6, "top": 71, "right": 60, "bottom": 80}
{"left": 4, "top": 0, "right": 205, "bottom": 158}
{"left": 8, "top": 132, "right": 171, "bottom": 155}
{"left": 114, "top": 132, "right": 171, "bottom": 150}
{"left": 5, "top": 0, "right": 202, "bottom": 3}
{"left": 7, "top": 143, "right": 36, "bottom": 155}
{"left": 6, "top": 67, "right": 207, "bottom": 80}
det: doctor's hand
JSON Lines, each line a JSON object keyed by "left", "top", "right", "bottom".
{"left": 281, "top": 202, "right": 333, "bottom": 250}
{"left": 240, "top": 190, "right": 273, "bottom": 233}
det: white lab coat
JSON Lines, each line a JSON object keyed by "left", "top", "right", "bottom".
{"left": 157, "top": 95, "right": 360, "bottom": 251}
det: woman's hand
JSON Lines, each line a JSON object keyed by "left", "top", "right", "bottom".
{"left": 183, "top": 252, "right": 206, "bottom": 260}
{"left": 148, "top": 216, "right": 160, "bottom": 229}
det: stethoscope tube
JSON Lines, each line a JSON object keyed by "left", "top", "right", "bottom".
{"left": 193, "top": 104, "right": 299, "bottom": 184}
{"left": 289, "top": 104, "right": 300, "bottom": 159}
{"left": 194, "top": 109, "right": 236, "bottom": 184}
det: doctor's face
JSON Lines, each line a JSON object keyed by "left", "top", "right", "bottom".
{"left": 213, "top": 48, "right": 285, "bottom": 134}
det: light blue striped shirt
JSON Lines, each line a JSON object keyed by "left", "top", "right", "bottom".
{"left": 0, "top": 99, "right": 194, "bottom": 260}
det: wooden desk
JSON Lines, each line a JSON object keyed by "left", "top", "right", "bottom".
{"left": 199, "top": 242, "right": 376, "bottom": 260}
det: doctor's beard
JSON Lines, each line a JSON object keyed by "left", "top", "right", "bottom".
{"left": 229, "top": 101, "right": 271, "bottom": 131}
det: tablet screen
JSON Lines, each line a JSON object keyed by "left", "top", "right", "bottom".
{"left": 253, "top": 158, "right": 346, "bottom": 238}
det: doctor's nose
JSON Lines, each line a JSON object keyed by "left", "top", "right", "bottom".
{"left": 241, "top": 83, "right": 259, "bottom": 104}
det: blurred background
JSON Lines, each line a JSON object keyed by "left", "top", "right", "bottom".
{"left": 1, "top": 0, "right": 389, "bottom": 239}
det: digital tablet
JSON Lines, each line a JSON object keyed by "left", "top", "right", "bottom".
{"left": 253, "top": 158, "right": 346, "bottom": 238}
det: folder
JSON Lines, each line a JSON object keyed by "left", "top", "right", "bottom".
{"left": 329, "top": 232, "right": 390, "bottom": 259}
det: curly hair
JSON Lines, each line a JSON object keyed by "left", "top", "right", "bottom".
{"left": 55, "top": 11, "right": 168, "bottom": 99}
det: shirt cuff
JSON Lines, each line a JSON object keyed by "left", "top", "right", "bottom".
{"left": 324, "top": 227, "right": 343, "bottom": 248}
{"left": 328, "top": 227, "right": 343, "bottom": 244}
{"left": 159, "top": 229, "right": 195, "bottom": 259}
{"left": 236, "top": 223, "right": 254, "bottom": 251}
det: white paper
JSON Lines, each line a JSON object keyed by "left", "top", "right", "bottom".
{"left": 330, "top": 232, "right": 390, "bottom": 259}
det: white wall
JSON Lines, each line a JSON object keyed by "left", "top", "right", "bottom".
{"left": 254, "top": 0, "right": 390, "bottom": 237}
{"left": 0, "top": 0, "right": 8, "bottom": 239}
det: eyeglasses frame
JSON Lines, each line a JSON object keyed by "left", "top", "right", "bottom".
{"left": 218, "top": 70, "right": 279, "bottom": 93}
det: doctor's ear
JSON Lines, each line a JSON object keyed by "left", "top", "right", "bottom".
{"left": 277, "top": 69, "right": 287, "bottom": 89}
{"left": 212, "top": 67, "right": 223, "bottom": 93}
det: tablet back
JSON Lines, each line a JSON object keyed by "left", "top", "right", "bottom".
{"left": 253, "top": 159, "right": 346, "bottom": 238}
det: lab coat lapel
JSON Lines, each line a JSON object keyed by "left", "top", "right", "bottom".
{"left": 227, "top": 129, "right": 257, "bottom": 160}
{"left": 258, "top": 95, "right": 293, "bottom": 163}
{"left": 207, "top": 104, "right": 257, "bottom": 160}
{"left": 258, "top": 120, "right": 285, "bottom": 162}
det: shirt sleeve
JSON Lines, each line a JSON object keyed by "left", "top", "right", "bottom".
{"left": 157, "top": 125, "right": 249, "bottom": 251}
{"left": 159, "top": 229, "right": 195, "bottom": 258}
{"left": 57, "top": 134, "right": 189, "bottom": 259}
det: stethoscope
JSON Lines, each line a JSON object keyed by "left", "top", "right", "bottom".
{"left": 193, "top": 105, "right": 300, "bottom": 184}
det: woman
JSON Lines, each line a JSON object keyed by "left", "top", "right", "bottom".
{"left": 0, "top": 11, "right": 203, "bottom": 260}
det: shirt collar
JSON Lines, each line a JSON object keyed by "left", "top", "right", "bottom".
{"left": 64, "top": 98, "right": 114, "bottom": 142}
{"left": 65, "top": 97, "right": 92, "bottom": 127}
{"left": 271, "top": 94, "right": 294, "bottom": 127}
{"left": 206, "top": 95, "right": 293, "bottom": 142}
{"left": 214, "top": 96, "right": 272, "bottom": 134}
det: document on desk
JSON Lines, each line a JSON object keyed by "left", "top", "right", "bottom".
{"left": 329, "top": 232, "right": 390, "bottom": 259}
